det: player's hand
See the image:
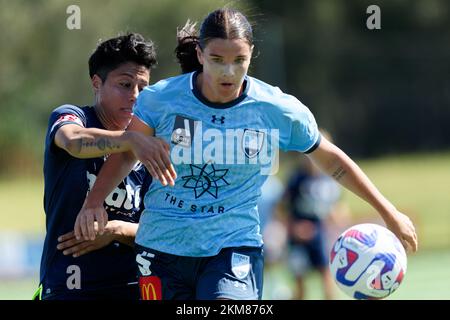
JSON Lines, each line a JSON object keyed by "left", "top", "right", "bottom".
{"left": 74, "top": 200, "right": 108, "bottom": 241}
{"left": 384, "top": 210, "right": 418, "bottom": 253}
{"left": 129, "top": 134, "right": 177, "bottom": 186}
{"left": 57, "top": 221, "right": 117, "bottom": 258}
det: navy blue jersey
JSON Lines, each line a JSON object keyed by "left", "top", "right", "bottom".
{"left": 286, "top": 171, "right": 340, "bottom": 222}
{"left": 40, "top": 105, "right": 152, "bottom": 296}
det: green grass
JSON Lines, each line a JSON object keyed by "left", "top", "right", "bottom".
{"left": 341, "top": 151, "right": 450, "bottom": 250}
{"left": 263, "top": 249, "right": 450, "bottom": 300}
{"left": 1, "top": 249, "right": 449, "bottom": 300}
{"left": 0, "top": 278, "right": 40, "bottom": 300}
{"left": 0, "top": 177, "right": 45, "bottom": 233}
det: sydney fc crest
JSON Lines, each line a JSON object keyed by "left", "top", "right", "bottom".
{"left": 242, "top": 129, "right": 265, "bottom": 158}
{"left": 171, "top": 115, "right": 197, "bottom": 148}
{"left": 231, "top": 253, "right": 251, "bottom": 279}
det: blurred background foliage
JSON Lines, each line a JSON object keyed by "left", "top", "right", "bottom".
{"left": 0, "top": 0, "right": 241, "bottom": 176}
{"left": 253, "top": 0, "right": 450, "bottom": 157}
{"left": 1, "top": 0, "right": 450, "bottom": 177}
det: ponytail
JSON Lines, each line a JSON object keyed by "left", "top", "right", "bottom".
{"left": 175, "top": 20, "right": 202, "bottom": 74}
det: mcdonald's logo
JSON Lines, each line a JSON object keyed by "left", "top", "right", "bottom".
{"left": 139, "top": 276, "right": 162, "bottom": 300}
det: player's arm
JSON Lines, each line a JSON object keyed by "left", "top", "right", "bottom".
{"left": 74, "top": 116, "right": 177, "bottom": 241}
{"left": 108, "top": 220, "right": 139, "bottom": 247}
{"left": 58, "top": 220, "right": 138, "bottom": 257}
{"left": 306, "top": 136, "right": 418, "bottom": 252}
{"left": 54, "top": 124, "right": 140, "bottom": 159}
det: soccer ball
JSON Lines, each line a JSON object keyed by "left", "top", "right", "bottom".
{"left": 329, "top": 223, "right": 407, "bottom": 299}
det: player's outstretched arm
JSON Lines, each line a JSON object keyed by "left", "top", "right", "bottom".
{"left": 306, "top": 136, "right": 418, "bottom": 253}
{"left": 74, "top": 116, "right": 177, "bottom": 241}
{"left": 55, "top": 124, "right": 138, "bottom": 159}
{"left": 74, "top": 150, "right": 136, "bottom": 241}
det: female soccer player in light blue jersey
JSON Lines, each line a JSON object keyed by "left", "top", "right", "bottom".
{"left": 75, "top": 8, "right": 418, "bottom": 300}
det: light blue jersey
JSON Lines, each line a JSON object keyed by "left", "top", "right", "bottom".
{"left": 134, "top": 71, "right": 320, "bottom": 257}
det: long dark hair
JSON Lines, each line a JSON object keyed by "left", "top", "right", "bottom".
{"left": 175, "top": 8, "right": 253, "bottom": 74}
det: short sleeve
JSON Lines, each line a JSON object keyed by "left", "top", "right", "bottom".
{"left": 289, "top": 106, "right": 321, "bottom": 154}
{"left": 133, "top": 86, "right": 161, "bottom": 129}
{"left": 270, "top": 94, "right": 320, "bottom": 153}
{"left": 47, "top": 104, "right": 86, "bottom": 142}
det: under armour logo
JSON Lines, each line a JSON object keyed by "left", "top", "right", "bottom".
{"left": 212, "top": 115, "right": 225, "bottom": 124}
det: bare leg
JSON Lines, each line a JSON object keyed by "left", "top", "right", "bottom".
{"left": 318, "top": 267, "right": 335, "bottom": 300}
{"left": 294, "top": 275, "right": 306, "bottom": 300}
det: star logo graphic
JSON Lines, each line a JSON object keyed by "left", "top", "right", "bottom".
{"left": 181, "top": 163, "right": 230, "bottom": 199}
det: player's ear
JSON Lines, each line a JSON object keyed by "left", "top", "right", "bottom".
{"left": 196, "top": 45, "right": 204, "bottom": 65}
{"left": 91, "top": 74, "right": 103, "bottom": 93}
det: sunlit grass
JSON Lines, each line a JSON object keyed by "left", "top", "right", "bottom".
{"left": 342, "top": 151, "right": 450, "bottom": 250}
{"left": 263, "top": 249, "right": 450, "bottom": 300}
{"left": 0, "top": 177, "right": 45, "bottom": 233}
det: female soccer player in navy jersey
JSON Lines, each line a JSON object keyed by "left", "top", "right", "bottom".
{"left": 38, "top": 33, "right": 163, "bottom": 300}
{"left": 75, "top": 8, "right": 418, "bottom": 300}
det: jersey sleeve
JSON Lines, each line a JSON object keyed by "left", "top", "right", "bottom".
{"left": 133, "top": 86, "right": 162, "bottom": 129}
{"left": 47, "top": 104, "right": 86, "bottom": 143}
{"left": 271, "top": 94, "right": 320, "bottom": 153}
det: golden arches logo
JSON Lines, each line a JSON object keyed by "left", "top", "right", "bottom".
{"left": 139, "top": 276, "right": 161, "bottom": 300}
{"left": 141, "top": 282, "right": 157, "bottom": 300}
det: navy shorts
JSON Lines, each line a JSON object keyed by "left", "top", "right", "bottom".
{"left": 135, "top": 244, "right": 264, "bottom": 300}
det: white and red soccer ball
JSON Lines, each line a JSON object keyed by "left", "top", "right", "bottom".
{"left": 329, "top": 223, "right": 407, "bottom": 299}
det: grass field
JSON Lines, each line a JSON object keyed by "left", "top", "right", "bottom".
{"left": 0, "top": 151, "right": 449, "bottom": 299}
{"left": 0, "top": 176, "right": 45, "bottom": 233}
{"left": 263, "top": 249, "right": 450, "bottom": 300}
{"left": 1, "top": 249, "right": 449, "bottom": 300}
{"left": 340, "top": 152, "right": 450, "bottom": 250}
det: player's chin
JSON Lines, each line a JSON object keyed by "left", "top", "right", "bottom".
{"left": 218, "top": 86, "right": 239, "bottom": 100}
{"left": 116, "top": 114, "right": 133, "bottom": 128}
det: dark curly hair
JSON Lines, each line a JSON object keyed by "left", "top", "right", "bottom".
{"left": 89, "top": 33, "right": 157, "bottom": 81}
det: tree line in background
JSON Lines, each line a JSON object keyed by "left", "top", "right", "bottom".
{"left": 1, "top": 0, "right": 449, "bottom": 176}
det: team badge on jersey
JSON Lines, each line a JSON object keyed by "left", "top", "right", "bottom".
{"left": 231, "top": 253, "right": 251, "bottom": 279}
{"left": 171, "top": 115, "right": 197, "bottom": 148}
{"left": 242, "top": 129, "right": 265, "bottom": 158}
